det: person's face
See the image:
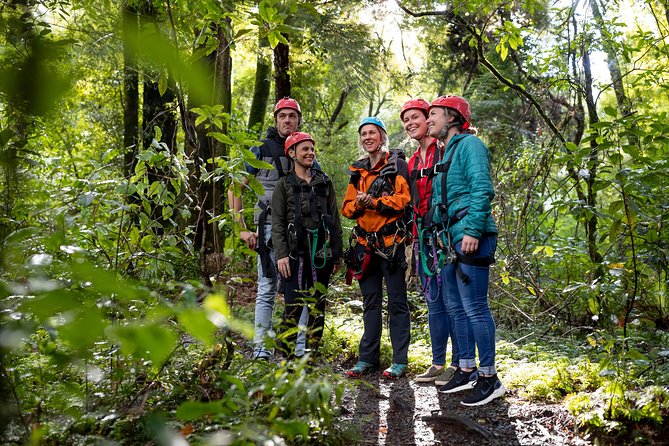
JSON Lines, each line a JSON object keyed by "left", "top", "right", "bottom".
{"left": 402, "top": 109, "right": 429, "bottom": 141}
{"left": 275, "top": 108, "right": 300, "bottom": 137}
{"left": 427, "top": 107, "right": 448, "bottom": 138}
{"left": 359, "top": 124, "right": 382, "bottom": 153}
{"left": 290, "top": 140, "right": 315, "bottom": 168}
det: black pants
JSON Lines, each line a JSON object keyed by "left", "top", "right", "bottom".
{"left": 278, "top": 254, "right": 334, "bottom": 357}
{"left": 357, "top": 247, "right": 411, "bottom": 365}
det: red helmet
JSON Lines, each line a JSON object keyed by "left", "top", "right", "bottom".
{"left": 430, "top": 95, "right": 471, "bottom": 129}
{"left": 274, "top": 97, "right": 301, "bottom": 116}
{"left": 284, "top": 131, "right": 315, "bottom": 156}
{"left": 400, "top": 98, "right": 430, "bottom": 120}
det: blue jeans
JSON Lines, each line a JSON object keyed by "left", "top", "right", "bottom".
{"left": 253, "top": 224, "right": 307, "bottom": 358}
{"left": 416, "top": 241, "right": 459, "bottom": 367}
{"left": 443, "top": 234, "right": 497, "bottom": 375}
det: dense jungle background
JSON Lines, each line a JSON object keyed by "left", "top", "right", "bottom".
{"left": 1, "top": 0, "right": 669, "bottom": 444}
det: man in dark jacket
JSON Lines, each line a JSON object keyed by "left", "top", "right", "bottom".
{"left": 228, "top": 97, "right": 311, "bottom": 360}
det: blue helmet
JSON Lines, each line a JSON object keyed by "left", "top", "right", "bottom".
{"left": 358, "top": 116, "right": 387, "bottom": 133}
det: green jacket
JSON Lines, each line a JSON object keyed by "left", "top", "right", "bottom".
{"left": 430, "top": 133, "right": 497, "bottom": 244}
{"left": 271, "top": 169, "right": 343, "bottom": 262}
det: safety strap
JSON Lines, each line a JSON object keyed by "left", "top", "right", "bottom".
{"left": 256, "top": 201, "right": 273, "bottom": 278}
{"left": 286, "top": 173, "right": 332, "bottom": 268}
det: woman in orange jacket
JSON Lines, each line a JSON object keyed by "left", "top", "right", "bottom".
{"left": 342, "top": 117, "right": 412, "bottom": 379}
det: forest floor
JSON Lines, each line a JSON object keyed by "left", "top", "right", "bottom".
{"left": 227, "top": 271, "right": 667, "bottom": 446}
{"left": 335, "top": 367, "right": 593, "bottom": 446}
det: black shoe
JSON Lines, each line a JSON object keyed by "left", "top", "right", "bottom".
{"left": 460, "top": 373, "right": 506, "bottom": 406}
{"left": 437, "top": 367, "right": 478, "bottom": 393}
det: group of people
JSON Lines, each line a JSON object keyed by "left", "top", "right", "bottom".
{"left": 229, "top": 94, "right": 505, "bottom": 407}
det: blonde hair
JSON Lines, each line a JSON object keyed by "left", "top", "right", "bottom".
{"left": 357, "top": 128, "right": 389, "bottom": 158}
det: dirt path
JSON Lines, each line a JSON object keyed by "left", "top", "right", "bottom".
{"left": 337, "top": 371, "right": 592, "bottom": 445}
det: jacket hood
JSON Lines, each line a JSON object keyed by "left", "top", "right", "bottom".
{"left": 266, "top": 126, "right": 286, "bottom": 142}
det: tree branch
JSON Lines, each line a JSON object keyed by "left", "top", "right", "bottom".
{"left": 396, "top": 1, "right": 566, "bottom": 144}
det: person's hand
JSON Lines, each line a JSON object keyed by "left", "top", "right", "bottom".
{"left": 240, "top": 230, "right": 258, "bottom": 250}
{"left": 356, "top": 191, "right": 373, "bottom": 208}
{"left": 277, "top": 256, "right": 291, "bottom": 279}
{"left": 461, "top": 235, "right": 479, "bottom": 255}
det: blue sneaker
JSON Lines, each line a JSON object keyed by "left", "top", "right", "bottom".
{"left": 346, "top": 361, "right": 376, "bottom": 378}
{"left": 461, "top": 374, "right": 506, "bottom": 406}
{"left": 382, "top": 363, "right": 407, "bottom": 380}
{"left": 437, "top": 367, "right": 478, "bottom": 393}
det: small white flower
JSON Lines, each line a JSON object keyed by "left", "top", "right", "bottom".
{"left": 591, "top": 314, "right": 599, "bottom": 321}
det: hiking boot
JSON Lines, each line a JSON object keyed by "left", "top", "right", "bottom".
{"left": 434, "top": 366, "right": 457, "bottom": 386}
{"left": 414, "top": 365, "right": 444, "bottom": 383}
{"left": 382, "top": 363, "right": 407, "bottom": 380}
{"left": 437, "top": 367, "right": 478, "bottom": 393}
{"left": 346, "top": 361, "right": 376, "bottom": 378}
{"left": 461, "top": 374, "right": 506, "bottom": 406}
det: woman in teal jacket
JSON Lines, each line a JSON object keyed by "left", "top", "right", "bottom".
{"left": 426, "top": 95, "right": 505, "bottom": 406}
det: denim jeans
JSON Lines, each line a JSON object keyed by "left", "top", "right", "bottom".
{"left": 253, "top": 224, "right": 307, "bottom": 358}
{"left": 358, "top": 248, "right": 411, "bottom": 365}
{"left": 443, "top": 234, "right": 497, "bottom": 375}
{"left": 416, "top": 239, "right": 459, "bottom": 366}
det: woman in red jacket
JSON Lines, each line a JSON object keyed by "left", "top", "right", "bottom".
{"left": 402, "top": 98, "right": 460, "bottom": 385}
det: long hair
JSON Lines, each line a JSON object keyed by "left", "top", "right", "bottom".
{"left": 445, "top": 108, "right": 478, "bottom": 136}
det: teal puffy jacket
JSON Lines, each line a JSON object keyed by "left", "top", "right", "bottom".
{"left": 430, "top": 133, "right": 497, "bottom": 244}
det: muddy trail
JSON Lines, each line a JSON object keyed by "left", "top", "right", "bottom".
{"left": 336, "top": 367, "right": 592, "bottom": 446}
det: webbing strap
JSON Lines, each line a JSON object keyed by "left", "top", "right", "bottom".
{"left": 256, "top": 201, "right": 273, "bottom": 278}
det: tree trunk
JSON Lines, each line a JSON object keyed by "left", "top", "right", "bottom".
{"left": 140, "top": 4, "right": 177, "bottom": 233}
{"left": 582, "top": 46, "right": 604, "bottom": 269}
{"left": 589, "top": 0, "right": 639, "bottom": 146}
{"left": 188, "top": 18, "right": 233, "bottom": 259}
{"left": 273, "top": 37, "right": 291, "bottom": 101}
{"left": 248, "top": 34, "right": 271, "bottom": 133}
{"left": 122, "top": 2, "right": 139, "bottom": 178}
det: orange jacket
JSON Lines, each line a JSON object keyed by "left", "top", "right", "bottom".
{"left": 341, "top": 151, "right": 411, "bottom": 248}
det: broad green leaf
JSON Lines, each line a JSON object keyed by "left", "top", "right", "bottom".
{"left": 107, "top": 323, "right": 177, "bottom": 370}
{"left": 140, "top": 235, "right": 154, "bottom": 251}
{"left": 158, "top": 70, "right": 167, "bottom": 97}
{"left": 203, "top": 293, "right": 231, "bottom": 318}
{"left": 268, "top": 30, "right": 279, "bottom": 49}
{"left": 20, "top": 289, "right": 80, "bottom": 321}
{"left": 176, "top": 400, "right": 224, "bottom": 421}
{"left": 161, "top": 206, "right": 173, "bottom": 220}
{"left": 209, "top": 132, "right": 234, "bottom": 145}
{"left": 603, "top": 106, "right": 617, "bottom": 117}
{"left": 272, "top": 419, "right": 309, "bottom": 439}
{"left": 565, "top": 142, "right": 578, "bottom": 152}
{"left": 178, "top": 308, "right": 217, "bottom": 346}
{"left": 70, "top": 260, "right": 140, "bottom": 301}
{"left": 78, "top": 192, "right": 96, "bottom": 207}
{"left": 59, "top": 306, "right": 107, "bottom": 352}
{"left": 498, "top": 43, "right": 508, "bottom": 61}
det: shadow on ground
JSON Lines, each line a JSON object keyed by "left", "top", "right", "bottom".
{"left": 339, "top": 372, "right": 590, "bottom": 445}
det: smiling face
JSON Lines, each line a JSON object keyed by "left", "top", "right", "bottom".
{"left": 290, "top": 140, "right": 315, "bottom": 168}
{"left": 275, "top": 108, "right": 300, "bottom": 137}
{"left": 359, "top": 124, "right": 383, "bottom": 153}
{"left": 402, "top": 109, "right": 429, "bottom": 141}
{"left": 427, "top": 107, "right": 449, "bottom": 138}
